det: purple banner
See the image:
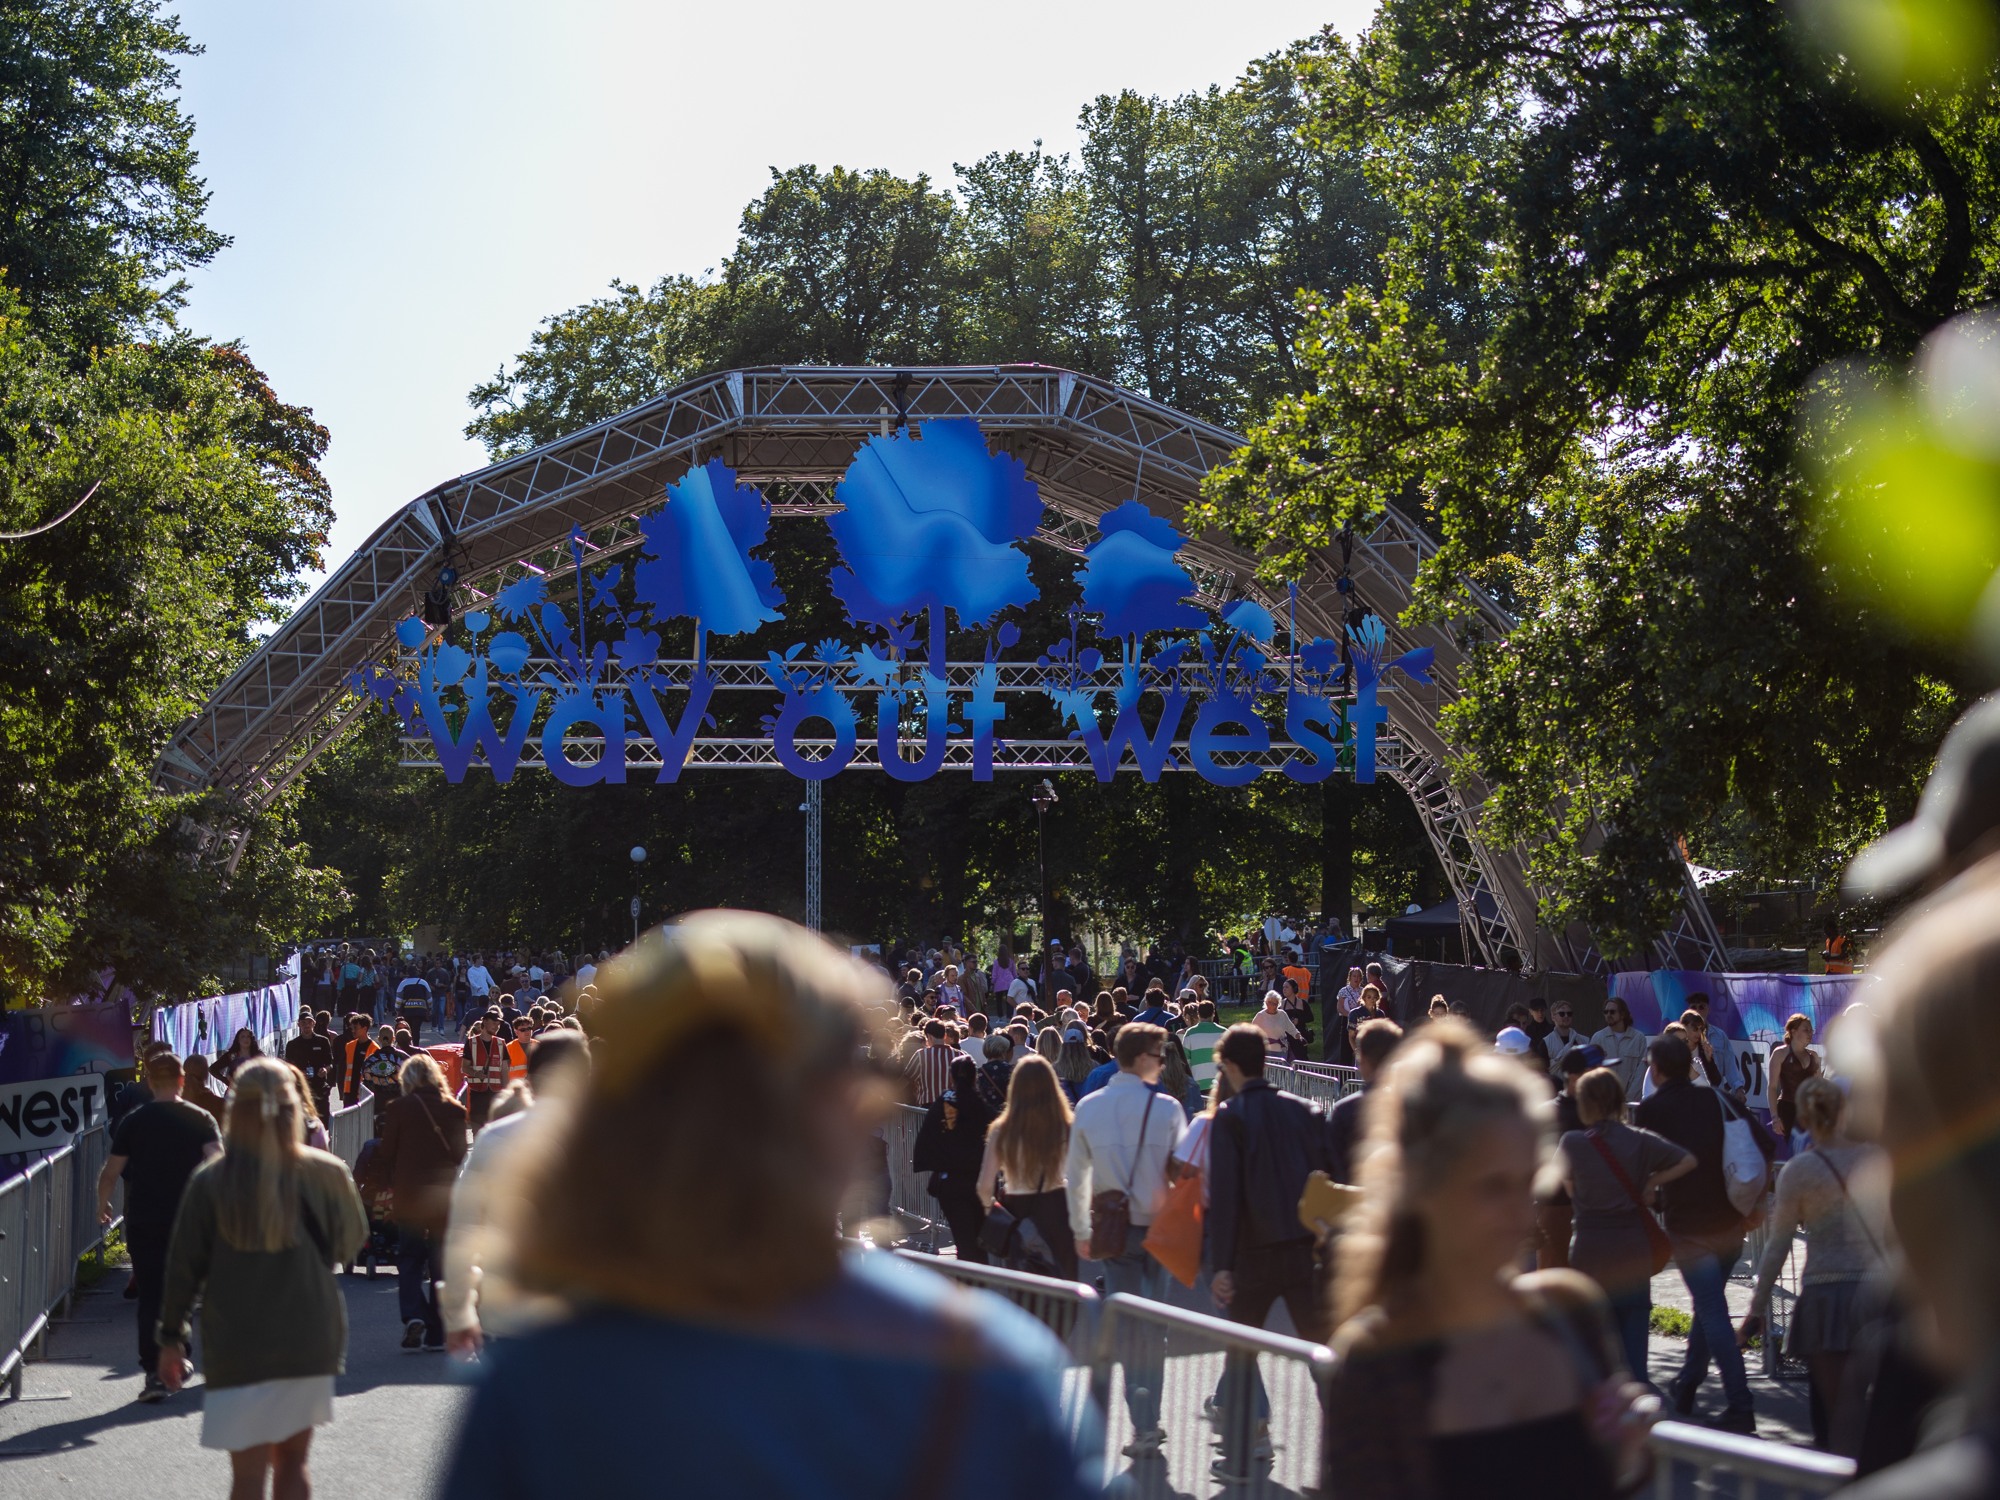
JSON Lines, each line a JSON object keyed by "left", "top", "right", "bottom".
{"left": 0, "top": 1002, "right": 133, "bottom": 1087}
{"left": 1611, "top": 970, "right": 1861, "bottom": 1040}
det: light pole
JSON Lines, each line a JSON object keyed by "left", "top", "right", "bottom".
{"left": 1031, "top": 779, "right": 1058, "bottom": 999}
{"left": 629, "top": 846, "right": 646, "bottom": 945}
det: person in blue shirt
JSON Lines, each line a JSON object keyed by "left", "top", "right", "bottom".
{"left": 439, "top": 910, "right": 1100, "bottom": 1500}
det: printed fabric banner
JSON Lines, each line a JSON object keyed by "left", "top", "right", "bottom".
{"left": 0, "top": 1001, "right": 134, "bottom": 1157}
{"left": 1610, "top": 970, "right": 1862, "bottom": 1041}
{"left": 149, "top": 955, "right": 303, "bottom": 1062}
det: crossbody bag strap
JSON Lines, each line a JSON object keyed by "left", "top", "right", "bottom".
{"left": 1584, "top": 1127, "right": 1652, "bottom": 1212}
{"left": 1123, "top": 1091, "right": 1158, "bottom": 1197}
{"left": 1812, "top": 1148, "right": 1888, "bottom": 1264}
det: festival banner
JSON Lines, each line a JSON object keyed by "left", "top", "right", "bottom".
{"left": 1610, "top": 970, "right": 1860, "bottom": 1041}
{"left": 0, "top": 1001, "right": 133, "bottom": 1156}
{"left": 149, "top": 955, "right": 303, "bottom": 1061}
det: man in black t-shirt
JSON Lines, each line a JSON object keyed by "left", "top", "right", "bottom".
{"left": 96, "top": 1053, "right": 221, "bottom": 1401}
{"left": 284, "top": 1009, "right": 336, "bottom": 1118}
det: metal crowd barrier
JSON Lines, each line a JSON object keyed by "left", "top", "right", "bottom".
{"left": 1, "top": 1124, "right": 121, "bottom": 1400}
{"left": 1648, "top": 1420, "right": 1853, "bottom": 1497}
{"left": 1266, "top": 1061, "right": 1361, "bottom": 1108}
{"left": 899, "top": 1249, "right": 1855, "bottom": 1498}
{"left": 326, "top": 1088, "right": 374, "bottom": 1174}
{"left": 884, "top": 1104, "right": 945, "bottom": 1250}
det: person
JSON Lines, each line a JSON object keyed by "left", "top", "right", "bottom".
{"left": 1633, "top": 1031, "right": 1775, "bottom": 1432}
{"left": 1249, "top": 989, "right": 1303, "bottom": 1057}
{"left": 1322, "top": 1019, "right": 1654, "bottom": 1500}
{"left": 1820, "top": 915, "right": 1855, "bottom": 974}
{"left": 465, "top": 952, "right": 493, "bottom": 1008}
{"left": 282, "top": 1011, "right": 335, "bottom": 1120}
{"left": 1131, "top": 983, "right": 1178, "bottom": 1033}
{"left": 335, "top": 1013, "right": 374, "bottom": 1109}
{"left": 1681, "top": 993, "right": 1746, "bottom": 1100}
{"left": 286, "top": 1064, "right": 330, "bottom": 1151}
{"left": 1589, "top": 997, "right": 1649, "bottom": 1101}
{"left": 1520, "top": 994, "right": 1555, "bottom": 1062}
{"left": 215, "top": 1028, "right": 262, "bottom": 1086}
{"left": 1277, "top": 976, "right": 1315, "bottom": 1059}
{"left": 912, "top": 1058, "right": 993, "bottom": 1263}
{"left": 1557, "top": 1066, "right": 1696, "bottom": 1385}
{"left": 1737, "top": 1077, "right": 1889, "bottom": 1453}
{"left": 1182, "top": 998, "right": 1226, "bottom": 1095}
{"left": 1832, "top": 877, "right": 2000, "bottom": 1498}
{"left": 977, "top": 1053, "right": 1078, "bottom": 1279}
{"left": 1066, "top": 1021, "right": 1184, "bottom": 1458}
{"left": 1054, "top": 1027, "right": 1095, "bottom": 1103}
{"left": 95, "top": 1052, "right": 222, "bottom": 1402}
{"left": 1544, "top": 1001, "right": 1586, "bottom": 1080}
{"left": 1208, "top": 1024, "right": 1336, "bottom": 1479}
{"left": 396, "top": 972, "right": 432, "bottom": 1042}
{"left": 1326, "top": 1017, "right": 1403, "bottom": 1185}
{"left": 1424, "top": 994, "right": 1449, "bottom": 1024}
{"left": 1158, "top": 1033, "right": 1205, "bottom": 1118}
{"left": 182, "top": 1052, "right": 229, "bottom": 1126}
{"left": 1768, "top": 1012, "right": 1823, "bottom": 1146}
{"left": 369, "top": 1052, "right": 468, "bottom": 1352}
{"left": 938, "top": 964, "right": 965, "bottom": 1013}
{"left": 360, "top": 1023, "right": 409, "bottom": 1130}
{"left": 464, "top": 1009, "right": 510, "bottom": 1131}
{"left": 155, "top": 1059, "right": 369, "bottom": 1494}
{"left": 905, "top": 1018, "right": 958, "bottom": 1107}
{"left": 438, "top": 911, "right": 1099, "bottom": 1499}
{"left": 1345, "top": 983, "right": 1391, "bottom": 1054}
{"left": 976, "top": 1032, "right": 1016, "bottom": 1113}
{"left": 442, "top": 1032, "right": 588, "bottom": 1359}
{"left": 1536, "top": 1049, "right": 1598, "bottom": 1268}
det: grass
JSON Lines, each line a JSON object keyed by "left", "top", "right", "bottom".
{"left": 75, "top": 1226, "right": 129, "bottom": 1289}
{"left": 1648, "top": 1304, "right": 1760, "bottom": 1348}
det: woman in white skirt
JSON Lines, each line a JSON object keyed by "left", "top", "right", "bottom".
{"left": 157, "top": 1057, "right": 368, "bottom": 1499}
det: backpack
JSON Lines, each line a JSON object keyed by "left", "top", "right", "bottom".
{"left": 1715, "top": 1091, "right": 1768, "bottom": 1216}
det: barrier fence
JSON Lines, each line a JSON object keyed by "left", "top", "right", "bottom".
{"left": 1, "top": 1124, "right": 119, "bottom": 1400}
{"left": 884, "top": 1104, "right": 945, "bottom": 1250}
{"left": 900, "top": 1249, "right": 1853, "bottom": 1498}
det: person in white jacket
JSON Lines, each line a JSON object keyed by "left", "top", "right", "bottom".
{"left": 441, "top": 1032, "right": 587, "bottom": 1357}
{"left": 1590, "top": 997, "right": 1650, "bottom": 1101}
{"left": 1066, "top": 1022, "right": 1185, "bottom": 1457}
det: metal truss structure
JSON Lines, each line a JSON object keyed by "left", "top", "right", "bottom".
{"left": 157, "top": 364, "right": 1728, "bottom": 972}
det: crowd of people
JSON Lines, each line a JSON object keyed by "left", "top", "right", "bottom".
{"left": 82, "top": 691, "right": 2000, "bottom": 1499}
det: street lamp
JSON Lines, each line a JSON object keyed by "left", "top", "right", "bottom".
{"left": 1031, "top": 779, "right": 1058, "bottom": 999}
{"left": 629, "top": 846, "right": 647, "bottom": 945}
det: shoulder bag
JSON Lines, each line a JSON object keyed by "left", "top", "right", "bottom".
{"left": 1585, "top": 1125, "right": 1673, "bottom": 1276}
{"left": 1088, "top": 1092, "right": 1157, "bottom": 1261}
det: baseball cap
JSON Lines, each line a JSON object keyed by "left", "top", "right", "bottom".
{"left": 1846, "top": 691, "right": 2000, "bottom": 902}
{"left": 1495, "top": 1027, "right": 1532, "bottom": 1056}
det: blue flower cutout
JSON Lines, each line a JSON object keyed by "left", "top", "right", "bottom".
{"left": 813, "top": 638, "right": 852, "bottom": 666}
{"left": 495, "top": 575, "right": 547, "bottom": 621}
{"left": 613, "top": 628, "right": 660, "bottom": 671}
{"left": 850, "top": 646, "right": 898, "bottom": 686}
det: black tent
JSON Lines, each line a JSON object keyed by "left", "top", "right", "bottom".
{"left": 1384, "top": 894, "right": 1498, "bottom": 957}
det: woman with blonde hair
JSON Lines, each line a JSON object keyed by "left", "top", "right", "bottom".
{"left": 156, "top": 1058, "right": 367, "bottom": 1499}
{"left": 439, "top": 911, "right": 1097, "bottom": 1499}
{"left": 1323, "top": 1019, "right": 1653, "bottom": 1500}
{"left": 1738, "top": 1075, "right": 1889, "bottom": 1453}
{"left": 283, "top": 1063, "right": 329, "bottom": 1151}
{"left": 977, "top": 1053, "right": 1077, "bottom": 1279}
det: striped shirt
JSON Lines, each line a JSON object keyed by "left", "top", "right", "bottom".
{"left": 905, "top": 1044, "right": 958, "bottom": 1106}
{"left": 1182, "top": 1021, "right": 1226, "bottom": 1090}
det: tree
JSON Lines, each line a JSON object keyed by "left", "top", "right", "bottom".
{"left": 1199, "top": 5, "right": 1997, "bottom": 948}
{"left": 0, "top": 0, "right": 225, "bottom": 353}
{"left": 0, "top": 286, "right": 341, "bottom": 1003}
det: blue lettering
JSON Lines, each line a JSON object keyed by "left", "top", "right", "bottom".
{"left": 1188, "top": 699, "right": 1269, "bottom": 787}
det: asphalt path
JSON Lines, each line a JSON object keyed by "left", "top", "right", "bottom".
{"left": 0, "top": 1265, "right": 470, "bottom": 1497}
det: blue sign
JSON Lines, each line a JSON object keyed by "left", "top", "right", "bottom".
{"left": 353, "top": 419, "right": 1433, "bottom": 786}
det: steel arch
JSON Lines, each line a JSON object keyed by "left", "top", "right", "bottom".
{"left": 157, "top": 364, "right": 1727, "bottom": 972}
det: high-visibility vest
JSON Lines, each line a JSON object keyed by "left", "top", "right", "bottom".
{"left": 1823, "top": 933, "right": 1854, "bottom": 974}
{"left": 505, "top": 1038, "right": 529, "bottom": 1084}
{"left": 341, "top": 1037, "right": 375, "bottom": 1100}
{"left": 466, "top": 1034, "right": 510, "bottom": 1093}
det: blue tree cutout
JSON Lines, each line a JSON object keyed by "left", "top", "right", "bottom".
{"left": 633, "top": 459, "right": 783, "bottom": 667}
{"left": 1078, "top": 500, "right": 1205, "bottom": 640}
{"left": 827, "top": 418, "right": 1041, "bottom": 671}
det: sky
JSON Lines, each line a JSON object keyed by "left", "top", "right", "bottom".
{"left": 171, "top": 0, "right": 1377, "bottom": 596}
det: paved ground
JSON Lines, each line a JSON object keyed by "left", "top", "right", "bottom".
{"left": 0, "top": 1265, "right": 470, "bottom": 1497}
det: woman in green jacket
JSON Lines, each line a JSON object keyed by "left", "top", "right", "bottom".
{"left": 158, "top": 1056, "right": 367, "bottom": 1500}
